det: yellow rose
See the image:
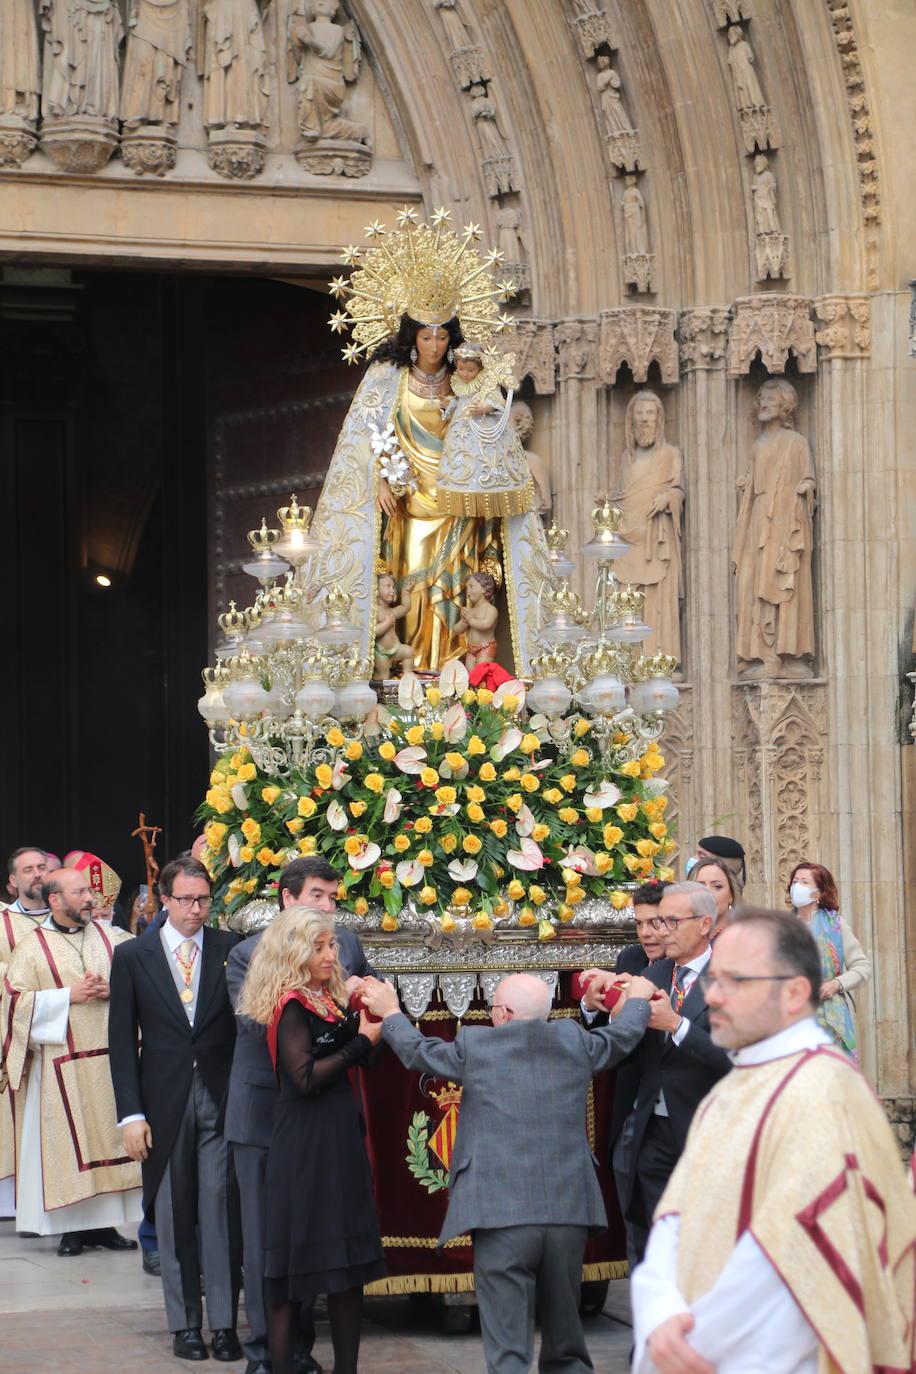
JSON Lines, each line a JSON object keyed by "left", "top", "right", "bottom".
{"left": 435, "top": 785, "right": 457, "bottom": 805}
{"left": 610, "top": 890, "right": 630, "bottom": 910}
{"left": 414, "top": 816, "right": 433, "bottom": 834}
{"left": 205, "top": 787, "right": 233, "bottom": 815}
{"left": 620, "top": 760, "right": 641, "bottom": 778}
{"left": 571, "top": 748, "right": 590, "bottom": 767}
{"left": 467, "top": 735, "right": 487, "bottom": 756}
{"left": 537, "top": 919, "right": 557, "bottom": 942}
{"left": 236, "top": 762, "right": 257, "bottom": 782}
{"left": 472, "top": 913, "right": 493, "bottom": 930}
{"left": 393, "top": 834, "right": 410, "bottom": 852}
{"left": 240, "top": 846, "right": 254, "bottom": 863}
{"left": 297, "top": 837, "right": 317, "bottom": 855}
{"left": 489, "top": 818, "right": 508, "bottom": 838}
{"left": 603, "top": 823, "right": 624, "bottom": 847}
{"left": 440, "top": 834, "right": 458, "bottom": 854}
{"left": 445, "top": 751, "right": 465, "bottom": 770}
{"left": 286, "top": 818, "right": 304, "bottom": 835}
{"left": 656, "top": 865, "right": 675, "bottom": 882}
{"left": 381, "top": 913, "right": 399, "bottom": 931}
{"left": 406, "top": 724, "right": 425, "bottom": 746}
{"left": 426, "top": 686, "right": 442, "bottom": 706}
{"left": 378, "top": 741, "right": 397, "bottom": 760}
{"left": 502, "top": 766, "right": 522, "bottom": 782}
{"left": 507, "top": 878, "right": 525, "bottom": 900}
{"left": 345, "top": 741, "right": 364, "bottom": 761}
{"left": 350, "top": 800, "right": 367, "bottom": 818}
{"left": 261, "top": 786, "right": 282, "bottom": 804}
{"left": 344, "top": 835, "right": 366, "bottom": 856}
{"left": 210, "top": 769, "right": 224, "bottom": 785}
{"left": 500, "top": 693, "right": 519, "bottom": 713}
{"left": 451, "top": 887, "right": 472, "bottom": 907}
{"left": 562, "top": 868, "right": 582, "bottom": 887}
{"left": 441, "top": 913, "right": 457, "bottom": 932}
{"left": 506, "top": 793, "right": 523, "bottom": 812}
{"left": 543, "top": 787, "right": 563, "bottom": 805}
{"left": 204, "top": 822, "right": 227, "bottom": 851}
{"left": 636, "top": 838, "right": 661, "bottom": 858}
{"left": 560, "top": 774, "right": 576, "bottom": 792}
{"left": 463, "top": 834, "right": 483, "bottom": 855}
{"left": 492, "top": 898, "right": 509, "bottom": 917}
{"left": 225, "top": 774, "right": 238, "bottom": 788}
{"left": 649, "top": 822, "right": 668, "bottom": 839}
{"left": 623, "top": 853, "right": 640, "bottom": 873}
{"left": 298, "top": 796, "right": 317, "bottom": 818}
{"left": 528, "top": 884, "right": 547, "bottom": 905}
{"left": 635, "top": 857, "right": 654, "bottom": 876}
{"left": 585, "top": 807, "right": 602, "bottom": 823}
{"left": 430, "top": 721, "right": 445, "bottom": 741}
{"left": 462, "top": 690, "right": 477, "bottom": 705}
{"left": 476, "top": 687, "right": 494, "bottom": 706}
{"left": 419, "top": 885, "right": 437, "bottom": 905}
{"left": 241, "top": 817, "right": 261, "bottom": 843}
{"left": 315, "top": 763, "right": 333, "bottom": 789}
{"left": 558, "top": 902, "right": 574, "bottom": 922}
{"left": 379, "top": 869, "right": 395, "bottom": 889}
{"left": 467, "top": 802, "right": 485, "bottom": 823}
{"left": 574, "top": 718, "right": 591, "bottom": 738}
{"left": 478, "top": 761, "right": 497, "bottom": 782}
{"left": 593, "top": 851, "right": 612, "bottom": 875}
{"left": 663, "top": 839, "right": 677, "bottom": 855}
{"left": 229, "top": 753, "right": 245, "bottom": 769}
{"left": 417, "top": 849, "right": 435, "bottom": 866}
{"left": 256, "top": 847, "right": 275, "bottom": 866}
{"left": 655, "top": 795, "right": 668, "bottom": 813}
{"left": 364, "top": 773, "right": 385, "bottom": 794}
{"left": 420, "top": 767, "right": 440, "bottom": 787}
{"left": 492, "top": 864, "right": 505, "bottom": 879}
{"left": 517, "top": 906, "right": 536, "bottom": 926}
{"left": 520, "top": 773, "right": 540, "bottom": 793}
{"left": 353, "top": 897, "right": 369, "bottom": 915}
{"left": 326, "top": 727, "right": 345, "bottom": 747}
{"left": 565, "top": 887, "right": 585, "bottom": 906}
{"left": 466, "top": 784, "right": 485, "bottom": 803}
{"left": 520, "top": 733, "right": 540, "bottom": 754}
{"left": 531, "top": 823, "right": 550, "bottom": 843}
{"left": 616, "top": 803, "right": 638, "bottom": 822}
{"left": 244, "top": 879, "right": 257, "bottom": 894}
{"left": 558, "top": 807, "right": 579, "bottom": 824}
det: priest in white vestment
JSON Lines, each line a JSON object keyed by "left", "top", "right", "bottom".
{"left": 632, "top": 909, "right": 916, "bottom": 1374}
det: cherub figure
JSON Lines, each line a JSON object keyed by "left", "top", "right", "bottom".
{"left": 454, "top": 570, "right": 498, "bottom": 669}
{"left": 374, "top": 569, "right": 416, "bottom": 678}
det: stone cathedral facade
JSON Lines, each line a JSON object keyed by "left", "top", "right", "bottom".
{"left": 1, "top": 0, "right": 913, "bottom": 1127}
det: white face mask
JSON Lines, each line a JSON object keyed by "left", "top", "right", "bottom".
{"left": 685, "top": 856, "right": 699, "bottom": 877}
{"left": 790, "top": 881, "right": 817, "bottom": 908}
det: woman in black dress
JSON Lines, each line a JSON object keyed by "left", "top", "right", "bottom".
{"left": 238, "top": 905, "right": 384, "bottom": 1374}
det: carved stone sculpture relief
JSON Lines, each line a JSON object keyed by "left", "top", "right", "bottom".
{"left": 824, "top": 0, "right": 881, "bottom": 286}
{"left": 0, "top": 0, "right": 41, "bottom": 167}
{"left": 613, "top": 390, "right": 684, "bottom": 660}
{"left": 709, "top": 0, "right": 751, "bottom": 25}
{"left": 288, "top": 1, "right": 371, "bottom": 176}
{"left": 595, "top": 55, "right": 642, "bottom": 172}
{"left": 598, "top": 308, "right": 679, "bottom": 385}
{"left": 566, "top": 2, "right": 618, "bottom": 59}
{"left": 39, "top": 0, "right": 123, "bottom": 173}
{"left": 726, "top": 24, "right": 778, "bottom": 153}
{"left": 499, "top": 320, "right": 556, "bottom": 395}
{"left": 751, "top": 154, "right": 788, "bottom": 280}
{"left": 494, "top": 203, "right": 530, "bottom": 295}
{"left": 200, "top": 0, "right": 270, "bottom": 180}
{"left": 469, "top": 83, "right": 518, "bottom": 196}
{"left": 726, "top": 295, "right": 816, "bottom": 377}
{"left": 121, "top": 0, "right": 193, "bottom": 176}
{"left": 678, "top": 306, "right": 731, "bottom": 371}
{"left": 555, "top": 319, "right": 598, "bottom": 382}
{"left": 510, "top": 401, "right": 551, "bottom": 514}
{"left": 433, "top": 0, "right": 489, "bottom": 90}
{"left": 813, "top": 295, "right": 871, "bottom": 360}
{"left": 621, "top": 174, "right": 655, "bottom": 293}
{"left": 732, "top": 378, "right": 816, "bottom": 681}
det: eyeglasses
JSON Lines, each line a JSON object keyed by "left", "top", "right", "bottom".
{"left": 634, "top": 918, "right": 663, "bottom": 934}
{"left": 650, "top": 914, "right": 703, "bottom": 931}
{"left": 169, "top": 895, "right": 212, "bottom": 910}
{"left": 698, "top": 971, "right": 797, "bottom": 995}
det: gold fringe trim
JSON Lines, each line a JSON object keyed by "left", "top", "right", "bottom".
{"left": 381, "top": 1234, "right": 470, "bottom": 1248}
{"left": 364, "top": 1259, "right": 628, "bottom": 1297}
{"left": 582, "top": 1260, "right": 629, "bottom": 1281}
{"left": 438, "top": 480, "right": 533, "bottom": 519}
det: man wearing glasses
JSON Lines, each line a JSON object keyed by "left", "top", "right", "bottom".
{"left": 631, "top": 909, "right": 916, "bottom": 1373}
{"left": 109, "top": 856, "right": 244, "bottom": 1362}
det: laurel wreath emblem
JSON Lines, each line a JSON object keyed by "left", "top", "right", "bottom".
{"left": 405, "top": 1111, "right": 450, "bottom": 1194}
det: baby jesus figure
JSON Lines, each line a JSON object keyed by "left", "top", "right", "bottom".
{"left": 454, "top": 571, "right": 499, "bottom": 669}
{"left": 374, "top": 570, "right": 416, "bottom": 679}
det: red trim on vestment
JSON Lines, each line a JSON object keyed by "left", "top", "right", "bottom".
{"left": 51, "top": 1046, "right": 132, "bottom": 1173}
{"left": 736, "top": 1049, "right": 816, "bottom": 1236}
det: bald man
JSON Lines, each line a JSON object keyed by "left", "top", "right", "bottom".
{"left": 363, "top": 971, "right": 655, "bottom": 1374}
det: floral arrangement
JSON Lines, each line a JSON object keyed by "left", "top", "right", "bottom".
{"left": 197, "top": 671, "right": 674, "bottom": 938}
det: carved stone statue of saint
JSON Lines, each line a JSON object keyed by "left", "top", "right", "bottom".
{"left": 122, "top": 0, "right": 192, "bottom": 129}
{"left": 495, "top": 205, "right": 525, "bottom": 264}
{"left": 595, "top": 55, "right": 633, "bottom": 136}
{"left": 510, "top": 401, "right": 551, "bottom": 515}
{"left": 622, "top": 175, "right": 649, "bottom": 257}
{"left": 613, "top": 390, "right": 684, "bottom": 660}
{"left": 288, "top": 1, "right": 369, "bottom": 145}
{"left": 1, "top": 0, "right": 41, "bottom": 122}
{"left": 39, "top": 0, "right": 123, "bottom": 121}
{"left": 200, "top": 0, "right": 269, "bottom": 131}
{"left": 726, "top": 25, "right": 765, "bottom": 109}
{"left": 433, "top": 0, "right": 475, "bottom": 51}
{"left": 751, "top": 154, "right": 781, "bottom": 234}
{"left": 732, "top": 378, "right": 816, "bottom": 680}
{"left": 470, "top": 85, "right": 510, "bottom": 162}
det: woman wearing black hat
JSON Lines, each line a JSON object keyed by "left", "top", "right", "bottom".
{"left": 686, "top": 834, "right": 746, "bottom": 889}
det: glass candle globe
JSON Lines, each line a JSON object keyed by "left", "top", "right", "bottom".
{"left": 527, "top": 677, "right": 573, "bottom": 717}
{"left": 583, "top": 673, "right": 626, "bottom": 714}
{"left": 295, "top": 679, "right": 335, "bottom": 720}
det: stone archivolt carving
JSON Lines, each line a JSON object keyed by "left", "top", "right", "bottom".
{"left": 824, "top": 0, "right": 881, "bottom": 265}
{"left": 678, "top": 306, "right": 731, "bottom": 371}
{"left": 595, "top": 55, "right": 642, "bottom": 172}
{"left": 614, "top": 390, "right": 685, "bottom": 661}
{"left": 732, "top": 377, "right": 816, "bottom": 682}
{"left": 0, "top": 0, "right": 41, "bottom": 168}
{"left": 813, "top": 295, "right": 870, "bottom": 360}
{"left": 498, "top": 320, "right": 556, "bottom": 395}
{"left": 288, "top": 1, "right": 371, "bottom": 177}
{"left": 510, "top": 401, "right": 551, "bottom": 514}
{"left": 708, "top": 0, "right": 751, "bottom": 25}
{"left": 726, "top": 24, "right": 778, "bottom": 154}
{"left": 199, "top": 0, "right": 270, "bottom": 180}
{"left": 621, "top": 174, "right": 655, "bottom": 293}
{"left": 751, "top": 153, "right": 788, "bottom": 280}
{"left": 565, "top": 2, "right": 619, "bottom": 59}
{"left": 469, "top": 83, "right": 518, "bottom": 197}
{"left": 599, "top": 307, "right": 679, "bottom": 386}
{"left": 121, "top": 0, "right": 193, "bottom": 177}
{"left": 432, "top": 0, "right": 489, "bottom": 90}
{"left": 555, "top": 319, "right": 598, "bottom": 382}
{"left": 910, "top": 282, "right": 916, "bottom": 359}
{"left": 494, "top": 203, "right": 530, "bottom": 295}
{"left": 39, "top": 0, "right": 123, "bottom": 173}
{"left": 726, "top": 295, "right": 816, "bottom": 377}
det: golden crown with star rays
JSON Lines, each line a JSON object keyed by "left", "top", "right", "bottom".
{"left": 327, "top": 205, "right": 516, "bottom": 363}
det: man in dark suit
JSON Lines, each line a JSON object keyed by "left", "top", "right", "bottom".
{"left": 225, "top": 857, "right": 375, "bottom": 1374}
{"left": 362, "top": 969, "right": 656, "bottom": 1374}
{"left": 109, "top": 856, "right": 243, "bottom": 1362}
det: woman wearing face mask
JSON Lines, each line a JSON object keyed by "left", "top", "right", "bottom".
{"left": 787, "top": 861, "right": 872, "bottom": 1058}
{"left": 685, "top": 834, "right": 746, "bottom": 889}
{"left": 691, "top": 857, "right": 742, "bottom": 937}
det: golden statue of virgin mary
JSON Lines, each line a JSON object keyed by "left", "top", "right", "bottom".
{"left": 308, "top": 208, "right": 552, "bottom": 675}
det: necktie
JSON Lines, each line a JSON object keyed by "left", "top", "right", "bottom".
{"left": 670, "top": 963, "right": 689, "bottom": 1012}
{"left": 176, "top": 939, "right": 197, "bottom": 1004}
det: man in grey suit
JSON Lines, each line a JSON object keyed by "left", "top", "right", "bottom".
{"left": 362, "top": 970, "right": 655, "bottom": 1374}
{"left": 225, "top": 857, "right": 375, "bottom": 1374}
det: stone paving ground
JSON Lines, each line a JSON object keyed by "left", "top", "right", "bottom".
{"left": 0, "top": 1220, "right": 633, "bottom": 1372}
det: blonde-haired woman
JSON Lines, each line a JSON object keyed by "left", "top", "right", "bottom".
{"left": 238, "top": 906, "right": 384, "bottom": 1374}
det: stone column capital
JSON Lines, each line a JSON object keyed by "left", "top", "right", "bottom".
{"left": 726, "top": 293, "right": 816, "bottom": 378}
{"left": 678, "top": 306, "right": 732, "bottom": 372}
{"left": 554, "top": 317, "right": 599, "bottom": 383}
{"left": 813, "top": 294, "right": 871, "bottom": 360}
{"left": 598, "top": 306, "right": 679, "bottom": 385}
{"left": 493, "top": 319, "right": 556, "bottom": 394}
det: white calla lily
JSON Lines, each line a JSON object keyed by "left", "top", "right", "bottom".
{"left": 442, "top": 703, "right": 468, "bottom": 742}
{"left": 493, "top": 678, "right": 527, "bottom": 712}
{"left": 227, "top": 833, "right": 243, "bottom": 868}
{"left": 515, "top": 803, "right": 536, "bottom": 838}
{"left": 395, "top": 860, "right": 425, "bottom": 887}
{"left": 583, "top": 779, "right": 623, "bottom": 809}
{"left": 383, "top": 787, "right": 403, "bottom": 823}
{"left": 326, "top": 799, "right": 348, "bottom": 831}
{"left": 397, "top": 673, "right": 424, "bottom": 709}
{"left": 439, "top": 659, "right": 470, "bottom": 698}
{"left": 492, "top": 725, "right": 523, "bottom": 761}
{"left": 507, "top": 837, "right": 544, "bottom": 871}
{"left": 348, "top": 841, "right": 381, "bottom": 871}
{"left": 331, "top": 760, "right": 351, "bottom": 790}
{"left": 230, "top": 783, "right": 248, "bottom": 809}
{"left": 447, "top": 858, "right": 479, "bottom": 881}
{"left": 394, "top": 746, "right": 427, "bottom": 774}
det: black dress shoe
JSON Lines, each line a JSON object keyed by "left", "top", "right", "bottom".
{"left": 142, "top": 1248, "right": 161, "bottom": 1276}
{"left": 293, "top": 1356, "right": 322, "bottom": 1374}
{"left": 81, "top": 1227, "right": 138, "bottom": 1251}
{"left": 57, "top": 1233, "right": 83, "bottom": 1257}
{"left": 244, "top": 1361, "right": 270, "bottom": 1374}
{"left": 173, "top": 1329, "right": 209, "bottom": 1361}
{"left": 211, "top": 1330, "right": 243, "bottom": 1362}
